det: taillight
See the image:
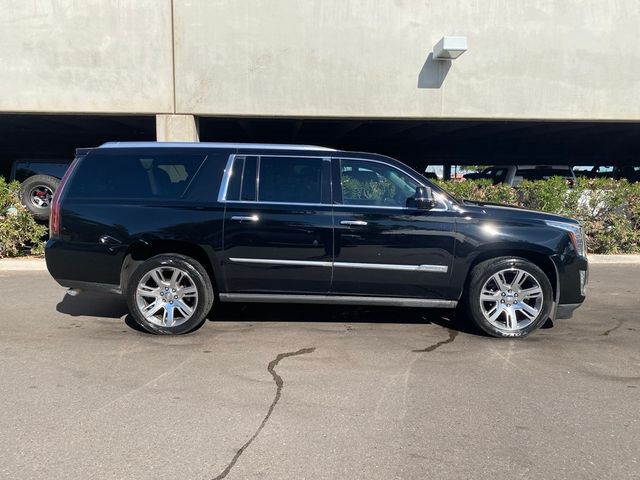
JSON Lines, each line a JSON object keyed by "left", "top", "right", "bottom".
{"left": 50, "top": 159, "right": 78, "bottom": 238}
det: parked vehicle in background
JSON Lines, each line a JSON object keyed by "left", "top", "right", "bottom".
{"left": 573, "top": 165, "right": 640, "bottom": 183}
{"left": 464, "top": 165, "right": 576, "bottom": 186}
{"left": 45, "top": 142, "right": 588, "bottom": 338}
{"left": 10, "top": 159, "right": 72, "bottom": 220}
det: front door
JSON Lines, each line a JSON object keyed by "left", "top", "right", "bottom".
{"left": 221, "top": 154, "right": 333, "bottom": 293}
{"left": 331, "top": 157, "right": 456, "bottom": 299}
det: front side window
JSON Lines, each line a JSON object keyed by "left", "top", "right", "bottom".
{"left": 340, "top": 159, "right": 419, "bottom": 207}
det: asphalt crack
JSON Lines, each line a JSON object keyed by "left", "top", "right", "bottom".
{"left": 601, "top": 318, "right": 624, "bottom": 336}
{"left": 212, "top": 347, "right": 316, "bottom": 480}
{"left": 412, "top": 330, "right": 458, "bottom": 352}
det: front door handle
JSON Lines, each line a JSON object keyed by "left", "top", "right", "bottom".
{"left": 340, "top": 220, "right": 368, "bottom": 226}
{"left": 231, "top": 215, "right": 259, "bottom": 222}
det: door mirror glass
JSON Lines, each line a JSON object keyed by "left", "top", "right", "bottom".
{"left": 406, "top": 186, "right": 436, "bottom": 210}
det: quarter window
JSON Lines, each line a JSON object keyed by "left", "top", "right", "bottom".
{"left": 340, "top": 159, "right": 420, "bottom": 207}
{"left": 66, "top": 153, "right": 207, "bottom": 200}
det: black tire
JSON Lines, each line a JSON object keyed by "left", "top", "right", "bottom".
{"left": 464, "top": 257, "right": 553, "bottom": 338}
{"left": 126, "top": 254, "right": 214, "bottom": 335}
{"left": 20, "top": 175, "right": 60, "bottom": 221}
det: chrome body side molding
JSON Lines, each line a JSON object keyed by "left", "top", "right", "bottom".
{"left": 228, "top": 258, "right": 448, "bottom": 273}
{"left": 334, "top": 262, "right": 448, "bottom": 273}
{"left": 229, "top": 258, "right": 333, "bottom": 268}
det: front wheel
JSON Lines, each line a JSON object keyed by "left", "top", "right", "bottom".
{"left": 126, "top": 254, "right": 214, "bottom": 334}
{"left": 464, "top": 257, "right": 553, "bottom": 338}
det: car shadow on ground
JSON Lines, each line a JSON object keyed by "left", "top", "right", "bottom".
{"left": 56, "top": 292, "right": 129, "bottom": 318}
{"left": 213, "top": 301, "right": 482, "bottom": 335}
{"left": 56, "top": 291, "right": 485, "bottom": 336}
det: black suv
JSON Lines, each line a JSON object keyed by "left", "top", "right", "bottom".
{"left": 46, "top": 142, "right": 588, "bottom": 338}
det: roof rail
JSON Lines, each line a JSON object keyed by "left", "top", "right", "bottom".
{"left": 99, "top": 141, "right": 336, "bottom": 151}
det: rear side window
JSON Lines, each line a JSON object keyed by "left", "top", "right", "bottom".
{"left": 258, "top": 156, "right": 323, "bottom": 203}
{"left": 66, "top": 152, "right": 207, "bottom": 200}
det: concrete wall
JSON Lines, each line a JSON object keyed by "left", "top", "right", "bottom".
{"left": 0, "top": 0, "right": 173, "bottom": 113}
{"left": 1, "top": 0, "right": 639, "bottom": 121}
{"left": 174, "top": 0, "right": 640, "bottom": 120}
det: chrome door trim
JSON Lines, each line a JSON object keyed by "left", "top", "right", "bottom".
{"left": 229, "top": 258, "right": 333, "bottom": 268}
{"left": 219, "top": 293, "right": 457, "bottom": 309}
{"left": 334, "top": 262, "right": 448, "bottom": 273}
{"left": 217, "top": 154, "right": 236, "bottom": 202}
{"left": 340, "top": 220, "right": 368, "bottom": 226}
{"left": 217, "top": 154, "right": 449, "bottom": 210}
{"left": 228, "top": 258, "right": 448, "bottom": 273}
{"left": 230, "top": 215, "right": 259, "bottom": 222}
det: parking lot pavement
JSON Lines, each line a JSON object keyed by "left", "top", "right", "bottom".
{"left": 0, "top": 265, "right": 638, "bottom": 480}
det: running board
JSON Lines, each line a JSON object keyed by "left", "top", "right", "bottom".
{"left": 219, "top": 293, "right": 457, "bottom": 309}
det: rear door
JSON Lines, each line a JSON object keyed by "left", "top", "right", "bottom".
{"left": 330, "top": 157, "right": 456, "bottom": 299}
{"left": 220, "top": 153, "right": 334, "bottom": 293}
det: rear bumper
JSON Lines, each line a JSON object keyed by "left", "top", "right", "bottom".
{"left": 45, "top": 238, "right": 123, "bottom": 286}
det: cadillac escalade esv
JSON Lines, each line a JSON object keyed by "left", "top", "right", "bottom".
{"left": 45, "top": 142, "right": 588, "bottom": 337}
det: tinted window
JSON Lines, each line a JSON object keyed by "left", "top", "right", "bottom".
{"left": 13, "top": 161, "right": 70, "bottom": 181}
{"left": 258, "top": 156, "right": 323, "bottom": 203}
{"left": 340, "top": 159, "right": 419, "bottom": 207}
{"left": 67, "top": 152, "right": 207, "bottom": 200}
{"left": 516, "top": 167, "right": 573, "bottom": 180}
{"left": 240, "top": 157, "right": 257, "bottom": 201}
{"left": 226, "top": 157, "right": 243, "bottom": 200}
{"left": 226, "top": 156, "right": 258, "bottom": 201}
{"left": 489, "top": 168, "right": 507, "bottom": 183}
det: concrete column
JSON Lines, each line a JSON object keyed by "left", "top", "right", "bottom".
{"left": 156, "top": 114, "right": 199, "bottom": 142}
{"left": 443, "top": 164, "right": 452, "bottom": 180}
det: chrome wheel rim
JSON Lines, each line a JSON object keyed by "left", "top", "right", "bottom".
{"left": 135, "top": 266, "right": 199, "bottom": 328}
{"left": 479, "top": 268, "right": 544, "bottom": 332}
{"left": 29, "top": 185, "right": 54, "bottom": 208}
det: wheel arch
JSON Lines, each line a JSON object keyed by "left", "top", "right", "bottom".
{"left": 120, "top": 239, "right": 219, "bottom": 296}
{"left": 463, "top": 249, "right": 559, "bottom": 304}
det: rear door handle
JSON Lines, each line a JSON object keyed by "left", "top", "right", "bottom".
{"left": 231, "top": 215, "right": 259, "bottom": 222}
{"left": 340, "top": 220, "right": 368, "bottom": 226}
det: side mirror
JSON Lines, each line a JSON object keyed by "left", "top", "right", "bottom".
{"left": 407, "top": 186, "right": 436, "bottom": 210}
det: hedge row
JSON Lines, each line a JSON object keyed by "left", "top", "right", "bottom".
{"left": 0, "top": 178, "right": 46, "bottom": 258}
{"left": 434, "top": 177, "right": 640, "bottom": 254}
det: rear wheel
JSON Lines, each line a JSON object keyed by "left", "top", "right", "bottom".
{"left": 464, "top": 257, "right": 553, "bottom": 338}
{"left": 126, "top": 254, "right": 214, "bottom": 335}
{"left": 20, "top": 175, "right": 60, "bottom": 221}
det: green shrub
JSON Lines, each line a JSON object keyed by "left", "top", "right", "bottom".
{"left": 0, "top": 178, "right": 47, "bottom": 258}
{"left": 434, "top": 177, "right": 640, "bottom": 254}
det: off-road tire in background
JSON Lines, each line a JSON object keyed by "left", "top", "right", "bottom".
{"left": 126, "top": 254, "right": 214, "bottom": 335}
{"left": 464, "top": 257, "right": 553, "bottom": 338}
{"left": 19, "top": 175, "right": 60, "bottom": 221}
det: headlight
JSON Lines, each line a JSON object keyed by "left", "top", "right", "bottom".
{"left": 545, "top": 220, "right": 586, "bottom": 257}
